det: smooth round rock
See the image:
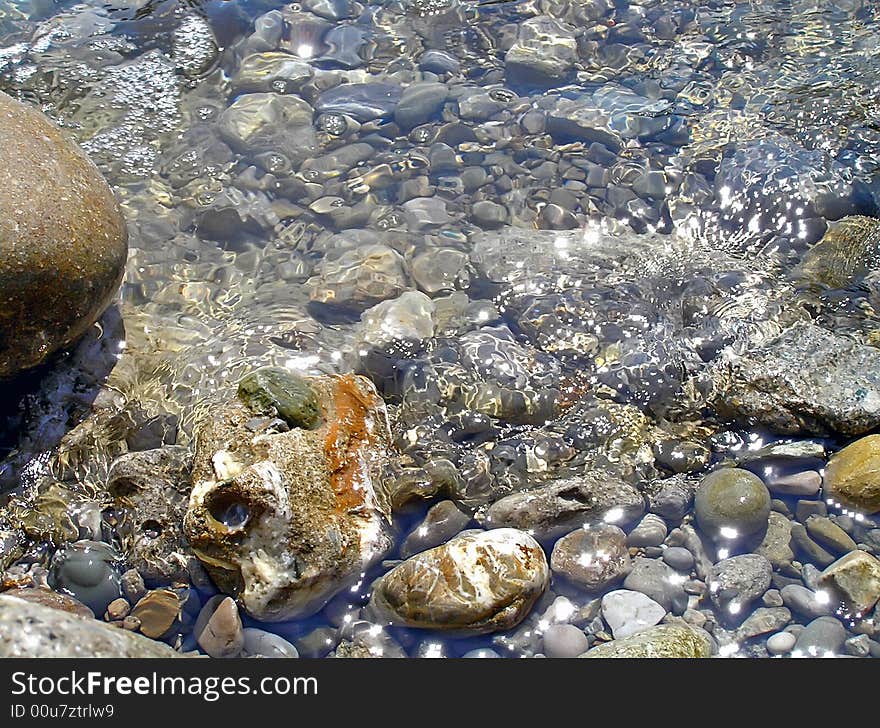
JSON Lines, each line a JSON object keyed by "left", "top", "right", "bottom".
{"left": 462, "top": 648, "right": 500, "bottom": 658}
{"left": 824, "top": 435, "right": 880, "bottom": 513}
{"left": 47, "top": 540, "right": 123, "bottom": 617}
{"left": 766, "top": 631, "right": 797, "bottom": 655}
{"left": 371, "top": 528, "right": 549, "bottom": 635}
{"left": 542, "top": 623, "right": 589, "bottom": 658}
{"left": 663, "top": 546, "right": 695, "bottom": 572}
{"left": 794, "top": 616, "right": 847, "bottom": 657}
{"left": 550, "top": 525, "right": 632, "bottom": 592}
{"left": 0, "top": 90, "right": 128, "bottom": 377}
{"left": 694, "top": 468, "right": 771, "bottom": 543}
{"left": 241, "top": 628, "right": 299, "bottom": 658}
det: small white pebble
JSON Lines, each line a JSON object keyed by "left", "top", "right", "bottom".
{"left": 767, "top": 631, "right": 797, "bottom": 655}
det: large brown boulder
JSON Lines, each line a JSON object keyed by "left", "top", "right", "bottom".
{"left": 0, "top": 91, "right": 127, "bottom": 377}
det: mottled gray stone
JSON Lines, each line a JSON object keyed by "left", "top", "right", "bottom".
{"left": 623, "top": 557, "right": 687, "bottom": 613}
{"left": 713, "top": 322, "right": 880, "bottom": 437}
{"left": 0, "top": 594, "right": 183, "bottom": 657}
{"left": 794, "top": 616, "right": 847, "bottom": 656}
{"left": 482, "top": 472, "right": 645, "bottom": 539}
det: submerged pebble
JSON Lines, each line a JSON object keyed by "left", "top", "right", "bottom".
{"left": 48, "top": 541, "right": 123, "bottom": 617}
{"left": 371, "top": 529, "right": 549, "bottom": 635}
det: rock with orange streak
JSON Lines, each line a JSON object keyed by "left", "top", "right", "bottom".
{"left": 183, "top": 371, "right": 393, "bottom": 621}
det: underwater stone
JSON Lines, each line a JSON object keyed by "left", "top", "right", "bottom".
{"left": 713, "top": 322, "right": 880, "bottom": 437}
{"left": 309, "top": 243, "right": 410, "bottom": 312}
{"left": 754, "top": 512, "right": 795, "bottom": 572}
{"left": 708, "top": 554, "right": 773, "bottom": 624}
{"left": 8, "top": 480, "right": 99, "bottom": 545}
{"left": 130, "top": 588, "right": 182, "bottom": 640}
{"left": 400, "top": 500, "right": 472, "bottom": 559}
{"left": 798, "top": 215, "right": 880, "bottom": 290}
{"left": 237, "top": 367, "right": 322, "bottom": 430}
{"left": 823, "top": 435, "right": 880, "bottom": 514}
{"left": 411, "top": 248, "right": 470, "bottom": 294}
{"left": 358, "top": 291, "right": 436, "bottom": 349}
{"left": 694, "top": 468, "right": 770, "bottom": 545}
{"left": 622, "top": 557, "right": 687, "bottom": 613}
{"left": 394, "top": 82, "right": 448, "bottom": 131}
{"left": 505, "top": 16, "right": 577, "bottom": 87}
{"left": 48, "top": 540, "right": 123, "bottom": 617}
{"left": 315, "top": 82, "right": 402, "bottom": 122}
{"left": 230, "top": 53, "right": 313, "bottom": 95}
{"left": 805, "top": 516, "right": 857, "bottom": 555}
{"left": 2, "top": 587, "right": 94, "bottom": 619}
{"left": 481, "top": 472, "right": 645, "bottom": 539}
{"left": 0, "top": 91, "right": 128, "bottom": 377}
{"left": 601, "top": 589, "right": 666, "bottom": 639}
{"left": 370, "top": 529, "right": 548, "bottom": 635}
{"left": 241, "top": 627, "right": 299, "bottom": 658}
{"left": 194, "top": 595, "right": 244, "bottom": 658}
{"left": 184, "top": 374, "right": 393, "bottom": 621}
{"left": 542, "top": 623, "right": 589, "bottom": 658}
{"left": 216, "top": 93, "right": 316, "bottom": 164}
{"left": 550, "top": 525, "right": 631, "bottom": 592}
{"left": 818, "top": 550, "right": 880, "bottom": 618}
{"left": 581, "top": 623, "right": 712, "bottom": 658}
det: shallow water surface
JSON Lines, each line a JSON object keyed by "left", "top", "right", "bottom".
{"left": 2, "top": 0, "right": 880, "bottom": 658}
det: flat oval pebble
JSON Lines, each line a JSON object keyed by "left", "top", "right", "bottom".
{"left": 371, "top": 528, "right": 549, "bottom": 635}
{"left": 242, "top": 628, "right": 299, "bottom": 658}
{"left": 542, "top": 623, "right": 589, "bottom": 658}
{"left": 315, "top": 83, "right": 403, "bottom": 122}
{"left": 766, "top": 631, "right": 797, "bottom": 655}
{"left": 662, "top": 546, "right": 695, "bottom": 572}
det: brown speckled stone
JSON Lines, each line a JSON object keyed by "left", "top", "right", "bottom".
{"left": 371, "top": 528, "right": 549, "bottom": 635}
{"left": 0, "top": 91, "right": 127, "bottom": 377}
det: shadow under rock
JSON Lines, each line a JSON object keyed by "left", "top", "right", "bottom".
{"left": 0, "top": 305, "right": 125, "bottom": 494}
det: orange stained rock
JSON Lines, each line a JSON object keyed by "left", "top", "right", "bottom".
{"left": 324, "top": 374, "right": 384, "bottom": 513}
